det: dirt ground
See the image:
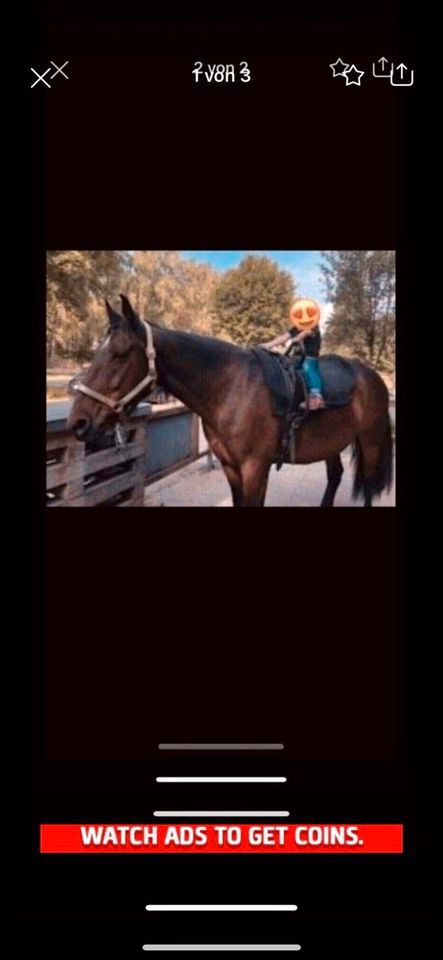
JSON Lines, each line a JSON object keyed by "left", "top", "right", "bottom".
{"left": 143, "top": 447, "right": 396, "bottom": 507}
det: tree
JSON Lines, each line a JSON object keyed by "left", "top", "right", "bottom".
{"left": 46, "top": 250, "right": 130, "bottom": 361}
{"left": 213, "top": 255, "right": 295, "bottom": 345}
{"left": 46, "top": 250, "right": 220, "bottom": 362}
{"left": 321, "top": 251, "right": 395, "bottom": 370}
{"left": 129, "top": 251, "right": 219, "bottom": 333}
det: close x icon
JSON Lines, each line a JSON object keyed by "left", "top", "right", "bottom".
{"left": 30, "top": 61, "right": 69, "bottom": 89}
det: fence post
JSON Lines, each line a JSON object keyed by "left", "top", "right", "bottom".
{"left": 131, "top": 420, "right": 148, "bottom": 506}
{"left": 47, "top": 404, "right": 150, "bottom": 506}
{"left": 62, "top": 435, "right": 85, "bottom": 500}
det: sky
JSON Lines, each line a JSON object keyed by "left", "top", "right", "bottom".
{"left": 180, "top": 250, "right": 332, "bottom": 326}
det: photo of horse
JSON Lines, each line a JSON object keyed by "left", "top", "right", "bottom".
{"left": 46, "top": 251, "right": 395, "bottom": 507}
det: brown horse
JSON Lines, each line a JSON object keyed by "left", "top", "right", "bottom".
{"left": 67, "top": 295, "right": 393, "bottom": 507}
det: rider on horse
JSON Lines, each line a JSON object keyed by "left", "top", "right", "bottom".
{"left": 261, "top": 298, "right": 325, "bottom": 411}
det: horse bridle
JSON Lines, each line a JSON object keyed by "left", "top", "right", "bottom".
{"left": 71, "top": 320, "right": 157, "bottom": 417}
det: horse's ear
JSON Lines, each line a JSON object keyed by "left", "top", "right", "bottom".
{"left": 105, "top": 299, "right": 119, "bottom": 327}
{"left": 120, "top": 293, "right": 138, "bottom": 330}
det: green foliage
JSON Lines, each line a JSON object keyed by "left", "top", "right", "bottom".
{"left": 212, "top": 255, "right": 296, "bottom": 345}
{"left": 321, "top": 251, "right": 395, "bottom": 370}
{"left": 46, "top": 251, "right": 219, "bottom": 362}
{"left": 128, "top": 252, "right": 219, "bottom": 334}
{"left": 46, "top": 251, "right": 129, "bottom": 361}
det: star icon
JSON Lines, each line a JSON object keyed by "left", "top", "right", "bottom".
{"left": 329, "top": 58, "right": 350, "bottom": 77}
{"left": 344, "top": 64, "right": 365, "bottom": 86}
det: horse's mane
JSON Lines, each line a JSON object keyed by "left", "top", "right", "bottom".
{"left": 153, "top": 324, "right": 248, "bottom": 371}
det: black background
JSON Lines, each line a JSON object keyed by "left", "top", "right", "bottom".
{"left": 8, "top": 2, "right": 436, "bottom": 957}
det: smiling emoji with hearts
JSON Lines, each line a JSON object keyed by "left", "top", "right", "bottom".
{"left": 290, "top": 298, "right": 321, "bottom": 332}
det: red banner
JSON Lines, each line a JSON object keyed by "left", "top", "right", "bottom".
{"left": 40, "top": 823, "right": 403, "bottom": 854}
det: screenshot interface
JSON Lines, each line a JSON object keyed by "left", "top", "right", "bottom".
{"left": 8, "top": 4, "right": 436, "bottom": 958}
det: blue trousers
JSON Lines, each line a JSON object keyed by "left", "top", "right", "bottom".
{"left": 302, "top": 357, "right": 322, "bottom": 394}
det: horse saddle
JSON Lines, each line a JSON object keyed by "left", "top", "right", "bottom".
{"left": 250, "top": 348, "right": 356, "bottom": 467}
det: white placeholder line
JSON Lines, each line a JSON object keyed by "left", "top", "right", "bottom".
{"left": 153, "top": 811, "right": 290, "bottom": 818}
{"left": 146, "top": 905, "right": 297, "bottom": 912}
{"left": 142, "top": 946, "right": 301, "bottom": 952}
{"left": 155, "top": 777, "right": 287, "bottom": 783}
{"left": 158, "top": 744, "right": 284, "bottom": 751}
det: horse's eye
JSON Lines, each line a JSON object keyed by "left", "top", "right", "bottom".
{"left": 111, "top": 347, "right": 132, "bottom": 360}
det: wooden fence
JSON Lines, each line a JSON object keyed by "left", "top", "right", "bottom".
{"left": 46, "top": 401, "right": 206, "bottom": 507}
{"left": 144, "top": 403, "right": 200, "bottom": 484}
{"left": 46, "top": 409, "right": 149, "bottom": 507}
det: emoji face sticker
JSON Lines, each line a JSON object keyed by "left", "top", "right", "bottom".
{"left": 290, "top": 298, "right": 321, "bottom": 332}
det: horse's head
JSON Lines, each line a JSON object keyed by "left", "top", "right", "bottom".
{"left": 67, "top": 294, "right": 153, "bottom": 446}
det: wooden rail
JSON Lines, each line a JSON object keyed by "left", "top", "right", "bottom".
{"left": 46, "top": 413, "right": 148, "bottom": 507}
{"left": 46, "top": 401, "right": 207, "bottom": 507}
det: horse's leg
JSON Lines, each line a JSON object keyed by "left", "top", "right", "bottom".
{"left": 222, "top": 463, "right": 244, "bottom": 507}
{"left": 202, "top": 422, "right": 242, "bottom": 505}
{"left": 321, "top": 454, "right": 344, "bottom": 507}
{"left": 240, "top": 458, "right": 271, "bottom": 507}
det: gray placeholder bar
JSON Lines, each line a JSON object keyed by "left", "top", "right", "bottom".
{"left": 145, "top": 905, "right": 298, "bottom": 912}
{"left": 158, "top": 744, "right": 284, "bottom": 751}
{"left": 153, "top": 811, "right": 290, "bottom": 818}
{"left": 142, "top": 946, "right": 301, "bottom": 952}
{"left": 156, "top": 777, "right": 286, "bottom": 783}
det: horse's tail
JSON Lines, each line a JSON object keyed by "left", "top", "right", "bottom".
{"left": 352, "top": 417, "right": 393, "bottom": 501}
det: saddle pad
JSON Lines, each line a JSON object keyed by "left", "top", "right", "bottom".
{"left": 250, "top": 347, "right": 295, "bottom": 418}
{"left": 250, "top": 348, "right": 356, "bottom": 416}
{"left": 318, "top": 354, "right": 356, "bottom": 406}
